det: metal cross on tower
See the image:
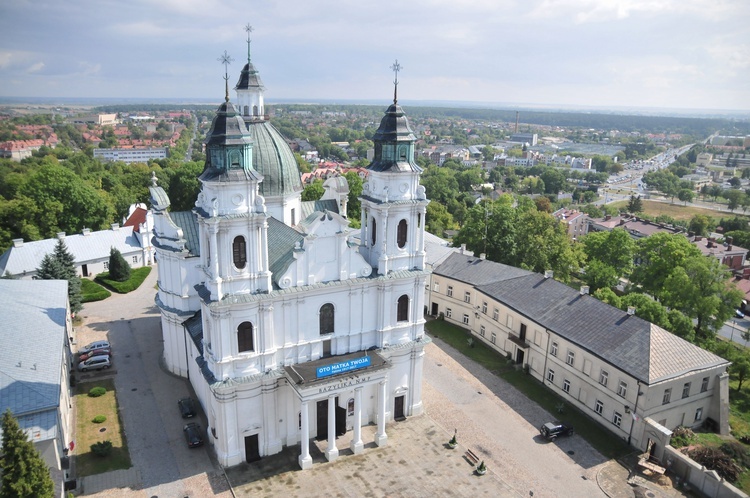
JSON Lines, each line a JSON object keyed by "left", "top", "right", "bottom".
{"left": 218, "top": 50, "right": 234, "bottom": 102}
{"left": 391, "top": 59, "right": 401, "bottom": 104}
{"left": 244, "top": 23, "right": 253, "bottom": 62}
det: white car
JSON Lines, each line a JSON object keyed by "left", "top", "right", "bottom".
{"left": 78, "top": 340, "right": 110, "bottom": 355}
{"left": 78, "top": 355, "right": 111, "bottom": 372}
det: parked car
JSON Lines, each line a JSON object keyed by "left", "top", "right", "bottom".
{"left": 539, "top": 422, "right": 574, "bottom": 441}
{"left": 77, "top": 355, "right": 111, "bottom": 372}
{"left": 178, "top": 397, "right": 197, "bottom": 418}
{"left": 79, "top": 340, "right": 110, "bottom": 355}
{"left": 78, "top": 348, "right": 112, "bottom": 362}
{"left": 736, "top": 309, "right": 745, "bottom": 319}
{"left": 183, "top": 423, "right": 204, "bottom": 448}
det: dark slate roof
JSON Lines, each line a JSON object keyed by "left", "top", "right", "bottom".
{"left": 434, "top": 252, "right": 728, "bottom": 384}
{"left": 300, "top": 199, "right": 339, "bottom": 220}
{"left": 367, "top": 103, "right": 421, "bottom": 173}
{"left": 235, "top": 62, "right": 264, "bottom": 90}
{"left": 204, "top": 101, "right": 252, "bottom": 148}
{"left": 284, "top": 351, "right": 388, "bottom": 387}
{"left": 433, "top": 252, "right": 532, "bottom": 286}
{"left": 170, "top": 211, "right": 200, "bottom": 256}
{"left": 247, "top": 120, "right": 303, "bottom": 198}
{"left": 267, "top": 216, "right": 304, "bottom": 287}
{"left": 183, "top": 311, "right": 203, "bottom": 354}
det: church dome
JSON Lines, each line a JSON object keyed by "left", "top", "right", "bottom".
{"left": 246, "top": 120, "right": 303, "bottom": 197}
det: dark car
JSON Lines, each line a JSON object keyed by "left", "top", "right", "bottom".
{"left": 178, "top": 397, "right": 197, "bottom": 418}
{"left": 736, "top": 309, "right": 745, "bottom": 319}
{"left": 78, "top": 348, "right": 112, "bottom": 362}
{"left": 539, "top": 422, "right": 574, "bottom": 441}
{"left": 183, "top": 423, "right": 204, "bottom": 448}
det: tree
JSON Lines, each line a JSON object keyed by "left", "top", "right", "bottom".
{"left": 582, "top": 228, "right": 635, "bottom": 277}
{"left": 733, "top": 354, "right": 750, "bottom": 391}
{"left": 620, "top": 293, "right": 669, "bottom": 328}
{"left": 688, "top": 215, "right": 713, "bottom": 237}
{"left": 301, "top": 179, "right": 324, "bottom": 201}
{"left": 35, "top": 239, "right": 82, "bottom": 313}
{"left": 678, "top": 189, "right": 694, "bottom": 206}
{"left": 1, "top": 409, "right": 55, "bottom": 498}
{"left": 425, "top": 201, "right": 455, "bottom": 237}
{"left": 167, "top": 162, "right": 202, "bottom": 212}
{"left": 662, "top": 256, "right": 743, "bottom": 343}
{"left": 108, "top": 247, "right": 131, "bottom": 282}
{"left": 724, "top": 189, "right": 743, "bottom": 212}
{"left": 343, "top": 171, "right": 363, "bottom": 228}
{"left": 627, "top": 194, "right": 643, "bottom": 213}
{"left": 630, "top": 233, "right": 703, "bottom": 298}
{"left": 583, "top": 259, "right": 619, "bottom": 292}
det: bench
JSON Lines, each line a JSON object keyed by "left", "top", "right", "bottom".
{"left": 465, "top": 449, "right": 480, "bottom": 466}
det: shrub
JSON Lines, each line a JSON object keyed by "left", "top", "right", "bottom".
{"left": 96, "top": 266, "right": 151, "bottom": 294}
{"left": 92, "top": 415, "right": 107, "bottom": 424}
{"left": 670, "top": 426, "right": 695, "bottom": 448}
{"left": 88, "top": 387, "right": 107, "bottom": 398}
{"left": 720, "top": 441, "right": 750, "bottom": 468}
{"left": 90, "top": 440, "right": 113, "bottom": 457}
{"left": 108, "top": 247, "right": 131, "bottom": 282}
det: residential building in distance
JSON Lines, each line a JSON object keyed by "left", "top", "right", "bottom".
{"left": 0, "top": 279, "right": 75, "bottom": 495}
{"left": 151, "top": 37, "right": 429, "bottom": 469}
{"left": 552, "top": 208, "right": 589, "bottom": 240}
{"left": 428, "top": 252, "right": 730, "bottom": 462}
{"left": 93, "top": 147, "right": 167, "bottom": 163}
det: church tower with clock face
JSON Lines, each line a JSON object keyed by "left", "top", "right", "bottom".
{"left": 359, "top": 61, "right": 428, "bottom": 276}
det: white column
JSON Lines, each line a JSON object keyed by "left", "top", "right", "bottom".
{"left": 376, "top": 380, "right": 388, "bottom": 447}
{"left": 298, "top": 401, "right": 312, "bottom": 470}
{"left": 350, "top": 387, "right": 364, "bottom": 454}
{"left": 325, "top": 394, "right": 339, "bottom": 461}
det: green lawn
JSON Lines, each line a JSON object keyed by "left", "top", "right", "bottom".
{"left": 74, "top": 379, "right": 131, "bottom": 476}
{"left": 425, "top": 319, "right": 631, "bottom": 459}
{"left": 95, "top": 266, "right": 151, "bottom": 293}
{"left": 81, "top": 278, "right": 111, "bottom": 303}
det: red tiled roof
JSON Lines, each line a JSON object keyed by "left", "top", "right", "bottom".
{"left": 123, "top": 207, "right": 148, "bottom": 233}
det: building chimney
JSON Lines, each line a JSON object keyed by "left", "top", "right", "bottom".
{"left": 12, "top": 238, "right": 23, "bottom": 248}
{"left": 605, "top": 215, "right": 611, "bottom": 221}
{"left": 727, "top": 236, "right": 733, "bottom": 250}
{"left": 56, "top": 232, "right": 66, "bottom": 240}
{"left": 479, "top": 253, "right": 486, "bottom": 260}
{"left": 82, "top": 228, "right": 91, "bottom": 236}
{"left": 111, "top": 223, "right": 120, "bottom": 231}
{"left": 695, "top": 235, "right": 702, "bottom": 242}
{"left": 544, "top": 270, "right": 553, "bottom": 279}
{"left": 627, "top": 306, "right": 636, "bottom": 316}
{"left": 580, "top": 285, "right": 589, "bottom": 295}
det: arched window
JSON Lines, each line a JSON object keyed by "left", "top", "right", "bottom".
{"left": 253, "top": 105, "right": 259, "bottom": 116}
{"left": 397, "top": 294, "right": 409, "bottom": 322}
{"left": 320, "top": 303, "right": 334, "bottom": 335}
{"left": 243, "top": 105, "right": 249, "bottom": 116}
{"left": 238, "top": 322, "right": 254, "bottom": 352}
{"left": 233, "top": 236, "right": 247, "bottom": 269}
{"left": 397, "top": 219, "right": 408, "bottom": 248}
{"left": 371, "top": 218, "right": 377, "bottom": 246}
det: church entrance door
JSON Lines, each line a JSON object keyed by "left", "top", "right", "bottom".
{"left": 244, "top": 434, "right": 260, "bottom": 463}
{"left": 316, "top": 399, "right": 328, "bottom": 440}
{"left": 394, "top": 395, "right": 406, "bottom": 421}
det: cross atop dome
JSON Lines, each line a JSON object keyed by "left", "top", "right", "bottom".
{"left": 391, "top": 59, "right": 401, "bottom": 104}
{"left": 218, "top": 50, "right": 234, "bottom": 102}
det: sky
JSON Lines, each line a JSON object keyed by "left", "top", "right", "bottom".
{"left": 0, "top": 0, "right": 748, "bottom": 112}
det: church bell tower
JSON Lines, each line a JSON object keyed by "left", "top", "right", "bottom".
{"left": 359, "top": 61, "right": 428, "bottom": 275}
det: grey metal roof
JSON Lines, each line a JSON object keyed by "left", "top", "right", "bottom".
{"left": 368, "top": 103, "right": 421, "bottom": 174}
{"left": 267, "top": 216, "right": 304, "bottom": 287}
{"left": 434, "top": 252, "right": 728, "bottom": 384}
{"left": 247, "top": 120, "right": 303, "bottom": 198}
{"left": 169, "top": 211, "right": 200, "bottom": 257}
{"left": 0, "top": 280, "right": 67, "bottom": 424}
{"left": 300, "top": 200, "right": 339, "bottom": 219}
{"left": 0, "top": 227, "right": 142, "bottom": 277}
{"left": 183, "top": 311, "right": 203, "bottom": 354}
{"left": 235, "top": 62, "right": 265, "bottom": 90}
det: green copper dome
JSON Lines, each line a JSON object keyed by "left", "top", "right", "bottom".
{"left": 246, "top": 120, "right": 303, "bottom": 198}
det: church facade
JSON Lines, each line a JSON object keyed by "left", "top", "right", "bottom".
{"left": 151, "top": 39, "right": 429, "bottom": 468}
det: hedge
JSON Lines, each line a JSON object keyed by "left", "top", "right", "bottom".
{"left": 95, "top": 266, "right": 151, "bottom": 294}
{"left": 81, "top": 278, "right": 111, "bottom": 303}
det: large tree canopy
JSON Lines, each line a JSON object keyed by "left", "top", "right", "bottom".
{"left": 630, "top": 232, "right": 703, "bottom": 298}
{"left": 1, "top": 409, "right": 54, "bottom": 498}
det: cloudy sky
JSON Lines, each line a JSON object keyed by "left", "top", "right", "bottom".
{"left": 1, "top": 0, "right": 748, "bottom": 112}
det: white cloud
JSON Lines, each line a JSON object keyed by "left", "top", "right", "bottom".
{"left": 27, "top": 62, "right": 45, "bottom": 73}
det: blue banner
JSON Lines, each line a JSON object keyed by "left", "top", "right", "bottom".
{"left": 316, "top": 356, "right": 371, "bottom": 379}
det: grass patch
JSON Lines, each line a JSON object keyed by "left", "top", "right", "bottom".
{"left": 81, "top": 278, "right": 111, "bottom": 303}
{"left": 425, "top": 319, "right": 630, "bottom": 459}
{"left": 608, "top": 199, "right": 750, "bottom": 224}
{"left": 74, "top": 379, "right": 131, "bottom": 476}
{"left": 95, "top": 266, "right": 151, "bottom": 294}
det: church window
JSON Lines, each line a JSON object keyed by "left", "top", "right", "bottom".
{"left": 237, "top": 322, "right": 254, "bottom": 353}
{"left": 398, "top": 145, "right": 407, "bottom": 160}
{"left": 320, "top": 303, "right": 334, "bottom": 335}
{"left": 397, "top": 295, "right": 409, "bottom": 322}
{"left": 253, "top": 105, "right": 259, "bottom": 116}
{"left": 243, "top": 105, "right": 249, "bottom": 116}
{"left": 418, "top": 213, "right": 422, "bottom": 228}
{"left": 291, "top": 208, "right": 296, "bottom": 226}
{"left": 233, "top": 236, "right": 247, "bottom": 269}
{"left": 397, "top": 219, "right": 407, "bottom": 248}
{"left": 371, "top": 218, "right": 377, "bottom": 246}
{"left": 229, "top": 151, "right": 241, "bottom": 169}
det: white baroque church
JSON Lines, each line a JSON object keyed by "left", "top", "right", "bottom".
{"left": 150, "top": 39, "right": 430, "bottom": 469}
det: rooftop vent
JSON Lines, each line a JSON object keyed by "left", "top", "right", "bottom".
{"left": 627, "top": 306, "right": 636, "bottom": 316}
{"left": 12, "top": 238, "right": 23, "bottom": 248}
{"left": 580, "top": 285, "right": 590, "bottom": 295}
{"left": 56, "top": 232, "right": 66, "bottom": 240}
{"left": 111, "top": 223, "right": 120, "bottom": 231}
{"left": 544, "top": 270, "right": 554, "bottom": 279}
{"left": 479, "top": 253, "right": 486, "bottom": 260}
{"left": 82, "top": 228, "right": 91, "bottom": 236}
